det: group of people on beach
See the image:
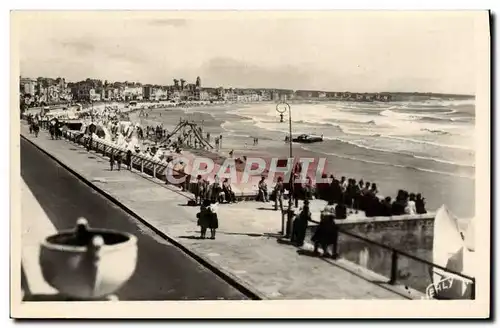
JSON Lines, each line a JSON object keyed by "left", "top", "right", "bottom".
{"left": 145, "top": 125, "right": 167, "bottom": 140}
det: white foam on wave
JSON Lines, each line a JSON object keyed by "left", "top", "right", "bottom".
{"left": 320, "top": 135, "right": 474, "bottom": 168}
{"left": 228, "top": 100, "right": 476, "bottom": 171}
{"left": 385, "top": 135, "right": 474, "bottom": 151}
{"left": 243, "top": 119, "right": 476, "bottom": 169}
{"left": 301, "top": 145, "right": 475, "bottom": 180}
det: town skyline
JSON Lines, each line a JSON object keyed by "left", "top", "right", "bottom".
{"left": 19, "top": 74, "right": 475, "bottom": 97}
{"left": 16, "top": 12, "right": 478, "bottom": 95}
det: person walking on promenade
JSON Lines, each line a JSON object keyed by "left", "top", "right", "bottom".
{"left": 274, "top": 176, "right": 284, "bottom": 211}
{"left": 291, "top": 199, "right": 311, "bottom": 247}
{"left": 115, "top": 152, "right": 122, "bottom": 171}
{"left": 109, "top": 152, "right": 115, "bottom": 171}
{"left": 126, "top": 150, "right": 132, "bottom": 170}
{"left": 194, "top": 175, "right": 203, "bottom": 205}
{"left": 197, "top": 199, "right": 211, "bottom": 239}
{"left": 312, "top": 200, "right": 338, "bottom": 258}
{"left": 208, "top": 203, "right": 219, "bottom": 239}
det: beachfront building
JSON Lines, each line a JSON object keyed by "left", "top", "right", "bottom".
{"left": 89, "top": 88, "right": 101, "bottom": 102}
{"left": 123, "top": 85, "right": 143, "bottom": 101}
{"left": 71, "top": 83, "right": 91, "bottom": 102}
{"left": 103, "top": 87, "right": 120, "bottom": 101}
{"left": 20, "top": 77, "right": 37, "bottom": 96}
{"left": 259, "top": 90, "right": 271, "bottom": 101}
{"left": 155, "top": 87, "right": 169, "bottom": 101}
{"left": 375, "top": 93, "right": 392, "bottom": 101}
{"left": 142, "top": 85, "right": 169, "bottom": 101}
{"left": 198, "top": 90, "right": 210, "bottom": 101}
{"left": 216, "top": 87, "right": 225, "bottom": 101}
{"left": 143, "top": 85, "right": 156, "bottom": 100}
{"left": 169, "top": 90, "right": 181, "bottom": 102}
{"left": 223, "top": 89, "right": 237, "bottom": 102}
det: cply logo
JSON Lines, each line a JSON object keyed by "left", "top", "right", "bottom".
{"left": 423, "top": 276, "right": 464, "bottom": 300}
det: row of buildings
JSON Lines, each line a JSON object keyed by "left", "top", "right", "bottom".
{"left": 19, "top": 76, "right": 393, "bottom": 106}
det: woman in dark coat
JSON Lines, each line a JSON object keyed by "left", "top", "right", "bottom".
{"left": 126, "top": 150, "right": 132, "bottom": 170}
{"left": 197, "top": 199, "right": 211, "bottom": 239}
{"left": 415, "top": 194, "right": 427, "bottom": 214}
{"left": 292, "top": 200, "right": 311, "bottom": 247}
{"left": 312, "top": 200, "right": 338, "bottom": 258}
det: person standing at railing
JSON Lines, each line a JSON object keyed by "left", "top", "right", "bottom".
{"left": 312, "top": 200, "right": 338, "bottom": 258}
{"left": 115, "top": 152, "right": 122, "bottom": 171}
{"left": 194, "top": 175, "right": 204, "bottom": 205}
{"left": 126, "top": 150, "right": 132, "bottom": 170}
{"left": 109, "top": 152, "right": 115, "bottom": 171}
{"left": 273, "top": 176, "right": 284, "bottom": 211}
{"left": 291, "top": 199, "right": 311, "bottom": 247}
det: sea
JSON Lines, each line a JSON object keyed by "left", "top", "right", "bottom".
{"left": 141, "top": 96, "right": 476, "bottom": 218}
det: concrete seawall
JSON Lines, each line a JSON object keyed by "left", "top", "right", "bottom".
{"left": 309, "top": 214, "right": 435, "bottom": 293}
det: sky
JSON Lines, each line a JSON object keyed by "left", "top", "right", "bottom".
{"left": 14, "top": 11, "right": 482, "bottom": 94}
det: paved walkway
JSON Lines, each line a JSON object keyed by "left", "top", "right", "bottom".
{"left": 20, "top": 124, "right": 412, "bottom": 300}
{"left": 20, "top": 177, "right": 59, "bottom": 297}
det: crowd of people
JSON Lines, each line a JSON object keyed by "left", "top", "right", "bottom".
{"left": 257, "top": 171, "right": 427, "bottom": 218}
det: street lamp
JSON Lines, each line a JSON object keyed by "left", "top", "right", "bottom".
{"left": 276, "top": 95, "right": 294, "bottom": 237}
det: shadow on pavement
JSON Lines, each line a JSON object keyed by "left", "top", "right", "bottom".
{"left": 178, "top": 235, "right": 204, "bottom": 240}
{"left": 217, "top": 231, "right": 263, "bottom": 238}
{"left": 277, "top": 238, "right": 294, "bottom": 245}
{"left": 256, "top": 207, "right": 277, "bottom": 211}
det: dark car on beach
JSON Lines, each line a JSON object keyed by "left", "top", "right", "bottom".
{"left": 292, "top": 134, "right": 324, "bottom": 143}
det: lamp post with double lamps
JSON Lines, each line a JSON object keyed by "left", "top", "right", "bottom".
{"left": 276, "top": 95, "right": 294, "bottom": 237}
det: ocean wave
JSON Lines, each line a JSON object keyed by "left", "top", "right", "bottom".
{"left": 318, "top": 136, "right": 474, "bottom": 168}
{"left": 301, "top": 146, "right": 475, "bottom": 180}
{"left": 232, "top": 119, "right": 474, "bottom": 168}
{"left": 450, "top": 117, "right": 474, "bottom": 122}
{"left": 379, "top": 108, "right": 470, "bottom": 123}
{"left": 420, "top": 128, "right": 451, "bottom": 135}
{"left": 385, "top": 135, "right": 474, "bottom": 151}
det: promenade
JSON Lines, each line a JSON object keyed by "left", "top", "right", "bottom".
{"left": 20, "top": 123, "right": 413, "bottom": 300}
{"left": 21, "top": 138, "right": 248, "bottom": 300}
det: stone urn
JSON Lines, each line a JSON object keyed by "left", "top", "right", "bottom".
{"left": 39, "top": 218, "right": 138, "bottom": 300}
